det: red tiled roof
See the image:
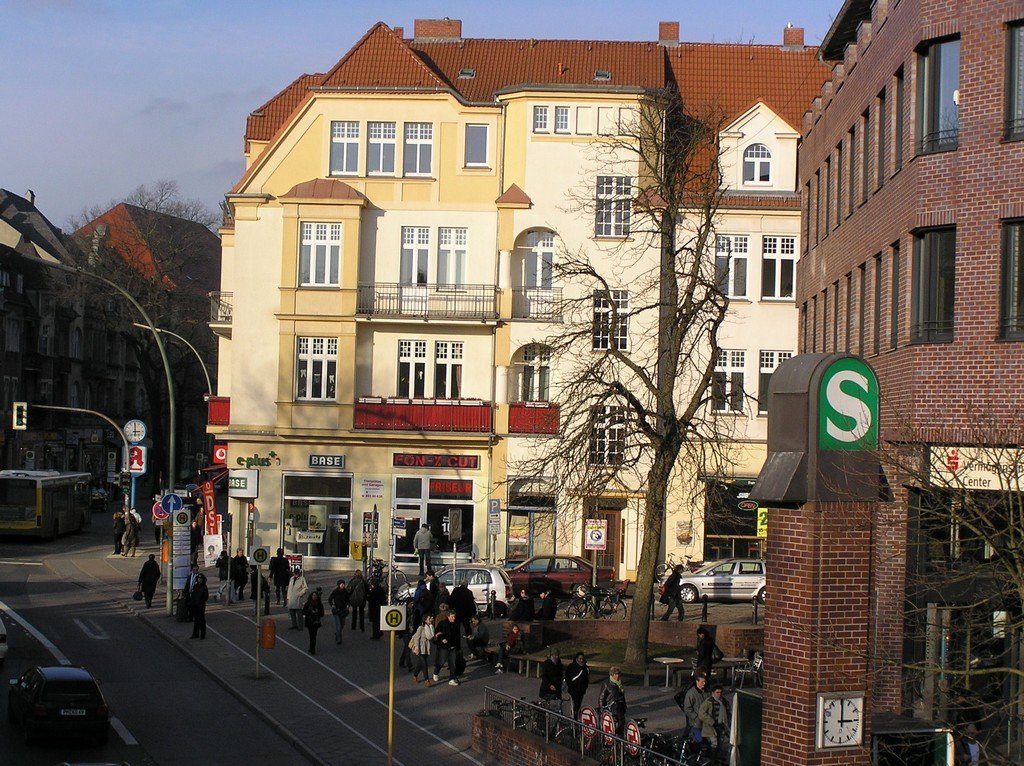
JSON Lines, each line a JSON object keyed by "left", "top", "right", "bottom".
{"left": 320, "top": 22, "right": 450, "bottom": 90}
{"left": 281, "top": 179, "right": 366, "bottom": 201}
{"left": 245, "top": 73, "right": 322, "bottom": 150}
{"left": 495, "top": 184, "right": 531, "bottom": 206}
{"left": 667, "top": 43, "right": 828, "bottom": 131}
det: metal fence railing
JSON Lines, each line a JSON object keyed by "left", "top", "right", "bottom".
{"left": 482, "top": 687, "right": 693, "bottom": 766}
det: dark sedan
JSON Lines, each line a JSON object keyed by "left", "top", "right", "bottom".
{"left": 506, "top": 555, "right": 615, "bottom": 596}
{"left": 7, "top": 665, "right": 110, "bottom": 745}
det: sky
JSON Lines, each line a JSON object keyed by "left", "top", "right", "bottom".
{"left": 2, "top": 0, "right": 839, "bottom": 231}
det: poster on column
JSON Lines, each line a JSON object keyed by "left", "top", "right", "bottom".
{"left": 203, "top": 534, "right": 223, "bottom": 567}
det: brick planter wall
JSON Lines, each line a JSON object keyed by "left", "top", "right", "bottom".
{"left": 472, "top": 713, "right": 593, "bottom": 766}
{"left": 521, "top": 619, "right": 763, "bottom": 657}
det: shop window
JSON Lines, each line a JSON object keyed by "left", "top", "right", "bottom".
{"left": 282, "top": 474, "right": 352, "bottom": 559}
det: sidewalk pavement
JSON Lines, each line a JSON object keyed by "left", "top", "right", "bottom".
{"left": 103, "top": 547, "right": 707, "bottom": 765}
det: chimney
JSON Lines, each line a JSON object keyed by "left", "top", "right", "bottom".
{"left": 393, "top": 26, "right": 404, "bottom": 39}
{"left": 783, "top": 23, "right": 805, "bottom": 52}
{"left": 25, "top": 189, "right": 35, "bottom": 205}
{"left": 413, "top": 18, "right": 462, "bottom": 42}
{"left": 658, "top": 21, "right": 679, "bottom": 47}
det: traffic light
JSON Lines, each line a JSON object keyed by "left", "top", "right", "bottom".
{"left": 11, "top": 402, "right": 27, "bottom": 431}
{"left": 119, "top": 471, "right": 132, "bottom": 493}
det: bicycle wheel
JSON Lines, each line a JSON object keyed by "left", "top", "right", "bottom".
{"left": 566, "top": 599, "right": 588, "bottom": 619}
{"left": 611, "top": 599, "right": 627, "bottom": 619}
{"left": 391, "top": 569, "right": 409, "bottom": 589}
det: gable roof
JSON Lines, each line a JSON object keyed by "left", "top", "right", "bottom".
{"left": 320, "top": 22, "right": 450, "bottom": 91}
{"left": 246, "top": 72, "right": 323, "bottom": 151}
{"left": 0, "top": 189, "right": 71, "bottom": 263}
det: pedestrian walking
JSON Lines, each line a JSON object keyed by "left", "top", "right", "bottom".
{"left": 694, "top": 626, "right": 717, "bottom": 681}
{"left": 137, "top": 554, "right": 161, "bottom": 608}
{"left": 598, "top": 667, "right": 627, "bottom": 735}
{"left": 539, "top": 648, "right": 564, "bottom": 701}
{"left": 251, "top": 567, "right": 270, "bottom": 617}
{"left": 413, "top": 523, "right": 433, "bottom": 576}
{"left": 347, "top": 570, "right": 367, "bottom": 632}
{"left": 328, "top": 578, "right": 350, "bottom": 644}
{"left": 189, "top": 573, "right": 209, "bottom": 639}
{"left": 215, "top": 550, "right": 231, "bottom": 602}
{"left": 230, "top": 548, "right": 249, "bottom": 600}
{"left": 433, "top": 610, "right": 464, "bottom": 686}
{"left": 121, "top": 511, "right": 139, "bottom": 557}
{"left": 150, "top": 504, "right": 162, "bottom": 545}
{"left": 112, "top": 511, "right": 125, "bottom": 555}
{"left": 676, "top": 673, "right": 711, "bottom": 744}
{"left": 659, "top": 564, "right": 686, "bottom": 621}
{"left": 409, "top": 614, "right": 435, "bottom": 685}
{"left": 268, "top": 548, "right": 291, "bottom": 605}
{"left": 420, "top": 571, "right": 438, "bottom": 617}
{"left": 286, "top": 568, "right": 309, "bottom": 630}
{"left": 697, "top": 683, "right": 731, "bottom": 761}
{"left": 302, "top": 590, "right": 325, "bottom": 654}
{"left": 182, "top": 564, "right": 200, "bottom": 621}
{"left": 565, "top": 652, "right": 590, "bottom": 719}
{"left": 367, "top": 578, "right": 386, "bottom": 639}
{"left": 448, "top": 580, "right": 476, "bottom": 637}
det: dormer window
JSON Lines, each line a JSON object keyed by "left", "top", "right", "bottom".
{"left": 594, "top": 69, "right": 612, "bottom": 82}
{"left": 743, "top": 143, "right": 772, "bottom": 184}
{"left": 458, "top": 68, "right": 476, "bottom": 79}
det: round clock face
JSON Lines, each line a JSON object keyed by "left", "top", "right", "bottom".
{"left": 123, "top": 420, "right": 147, "bottom": 444}
{"left": 821, "top": 695, "right": 863, "bottom": 748}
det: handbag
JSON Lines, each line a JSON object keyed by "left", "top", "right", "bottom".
{"left": 132, "top": 590, "right": 143, "bottom": 601}
{"left": 711, "top": 644, "right": 724, "bottom": 663}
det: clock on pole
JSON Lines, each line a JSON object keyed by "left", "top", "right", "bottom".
{"left": 123, "top": 419, "right": 147, "bottom": 444}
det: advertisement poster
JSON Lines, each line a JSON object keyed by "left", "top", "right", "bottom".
{"left": 308, "top": 504, "right": 326, "bottom": 532}
{"left": 203, "top": 534, "right": 223, "bottom": 567}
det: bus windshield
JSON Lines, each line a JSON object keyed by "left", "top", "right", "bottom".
{"left": 0, "top": 479, "right": 35, "bottom": 522}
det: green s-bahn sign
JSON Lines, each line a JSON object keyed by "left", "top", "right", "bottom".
{"left": 817, "top": 357, "right": 878, "bottom": 452}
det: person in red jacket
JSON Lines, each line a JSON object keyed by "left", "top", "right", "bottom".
{"left": 494, "top": 623, "right": 522, "bottom": 674}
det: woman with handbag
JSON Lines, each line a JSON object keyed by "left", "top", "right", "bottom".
{"left": 137, "top": 554, "right": 161, "bottom": 608}
{"left": 409, "top": 614, "right": 436, "bottom": 685}
{"left": 302, "top": 590, "right": 325, "bottom": 655}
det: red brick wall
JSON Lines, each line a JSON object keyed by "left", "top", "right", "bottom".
{"left": 472, "top": 713, "right": 589, "bottom": 766}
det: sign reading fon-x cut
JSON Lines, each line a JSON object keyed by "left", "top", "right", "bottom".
{"left": 392, "top": 453, "right": 479, "bottom": 470}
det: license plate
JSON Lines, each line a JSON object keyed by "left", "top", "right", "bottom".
{"left": 60, "top": 708, "right": 86, "bottom": 716}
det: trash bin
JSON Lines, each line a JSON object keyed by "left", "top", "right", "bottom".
{"left": 175, "top": 595, "right": 188, "bottom": 622}
{"left": 350, "top": 541, "right": 364, "bottom": 561}
{"left": 260, "top": 618, "right": 276, "bottom": 649}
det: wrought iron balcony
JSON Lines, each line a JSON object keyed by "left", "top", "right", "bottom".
{"left": 209, "top": 292, "right": 233, "bottom": 324}
{"left": 357, "top": 283, "right": 498, "bottom": 321}
{"left": 511, "top": 288, "right": 562, "bottom": 321}
{"left": 508, "top": 401, "right": 560, "bottom": 434}
{"left": 354, "top": 397, "right": 492, "bottom": 432}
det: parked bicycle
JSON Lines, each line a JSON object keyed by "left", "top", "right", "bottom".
{"left": 655, "top": 554, "right": 703, "bottom": 581}
{"left": 564, "top": 581, "right": 629, "bottom": 620}
{"left": 369, "top": 557, "right": 409, "bottom": 596}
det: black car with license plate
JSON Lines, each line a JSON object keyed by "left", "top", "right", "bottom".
{"left": 7, "top": 665, "right": 110, "bottom": 745}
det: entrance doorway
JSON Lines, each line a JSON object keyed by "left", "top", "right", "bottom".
{"left": 585, "top": 498, "right": 624, "bottom": 576}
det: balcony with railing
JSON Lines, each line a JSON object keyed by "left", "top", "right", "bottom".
{"left": 511, "top": 288, "right": 562, "bottom": 321}
{"left": 357, "top": 283, "right": 498, "bottom": 321}
{"left": 508, "top": 401, "right": 560, "bottom": 435}
{"left": 207, "top": 396, "right": 230, "bottom": 427}
{"left": 354, "top": 397, "right": 492, "bottom": 432}
{"left": 209, "top": 292, "right": 233, "bottom": 337}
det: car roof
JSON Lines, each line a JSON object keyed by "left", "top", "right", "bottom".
{"left": 35, "top": 666, "right": 96, "bottom": 682}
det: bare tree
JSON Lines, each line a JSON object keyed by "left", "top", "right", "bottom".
{"left": 513, "top": 89, "right": 737, "bottom": 665}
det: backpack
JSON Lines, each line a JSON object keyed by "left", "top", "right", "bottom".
{"left": 349, "top": 578, "right": 367, "bottom": 607}
{"left": 412, "top": 582, "right": 427, "bottom": 605}
{"left": 711, "top": 644, "right": 724, "bottom": 663}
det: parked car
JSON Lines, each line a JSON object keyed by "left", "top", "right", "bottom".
{"left": 0, "top": 615, "right": 7, "bottom": 664}
{"left": 396, "top": 565, "right": 513, "bottom": 614}
{"left": 677, "top": 558, "right": 766, "bottom": 604}
{"left": 7, "top": 666, "right": 110, "bottom": 745}
{"left": 506, "top": 555, "right": 615, "bottom": 597}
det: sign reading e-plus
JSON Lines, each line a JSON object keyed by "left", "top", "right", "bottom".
{"left": 817, "top": 357, "right": 879, "bottom": 452}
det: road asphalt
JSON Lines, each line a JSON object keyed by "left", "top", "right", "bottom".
{"left": 101, "top": 544, "right": 749, "bottom": 765}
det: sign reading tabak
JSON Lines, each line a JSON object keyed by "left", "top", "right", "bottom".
{"left": 392, "top": 453, "right": 480, "bottom": 470}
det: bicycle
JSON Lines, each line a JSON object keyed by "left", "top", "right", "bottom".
{"left": 564, "top": 581, "right": 629, "bottom": 620}
{"left": 369, "top": 557, "right": 409, "bottom": 590}
{"left": 536, "top": 697, "right": 578, "bottom": 747}
{"left": 656, "top": 554, "right": 703, "bottom": 581}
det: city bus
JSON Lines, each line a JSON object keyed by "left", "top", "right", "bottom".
{"left": 0, "top": 470, "right": 92, "bottom": 539}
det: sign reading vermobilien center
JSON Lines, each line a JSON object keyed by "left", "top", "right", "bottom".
{"left": 752, "top": 353, "right": 882, "bottom": 504}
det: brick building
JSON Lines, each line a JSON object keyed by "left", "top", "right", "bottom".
{"left": 798, "top": 0, "right": 1024, "bottom": 751}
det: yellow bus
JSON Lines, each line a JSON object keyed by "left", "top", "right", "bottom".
{"left": 0, "top": 470, "right": 92, "bottom": 539}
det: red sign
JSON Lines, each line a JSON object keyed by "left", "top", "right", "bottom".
{"left": 212, "top": 443, "right": 228, "bottom": 465}
{"left": 285, "top": 554, "right": 303, "bottom": 573}
{"left": 152, "top": 500, "right": 168, "bottom": 521}
{"left": 579, "top": 707, "right": 598, "bottom": 746}
{"left": 600, "top": 711, "right": 616, "bottom": 746}
{"left": 201, "top": 481, "right": 216, "bottom": 514}
{"left": 204, "top": 511, "right": 220, "bottom": 536}
{"left": 428, "top": 479, "right": 474, "bottom": 500}
{"left": 128, "top": 445, "right": 147, "bottom": 474}
{"left": 947, "top": 448, "right": 959, "bottom": 472}
{"left": 392, "top": 453, "right": 479, "bottom": 470}
{"left": 624, "top": 720, "right": 641, "bottom": 756}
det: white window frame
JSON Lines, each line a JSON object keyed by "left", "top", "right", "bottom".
{"left": 367, "top": 121, "right": 397, "bottom": 175}
{"left": 716, "top": 234, "right": 749, "bottom": 298}
{"left": 592, "top": 289, "right": 629, "bottom": 351}
{"left": 761, "top": 235, "right": 797, "bottom": 299}
{"left": 434, "top": 341, "right": 464, "bottom": 399}
{"left": 533, "top": 105, "right": 549, "bottom": 133}
{"left": 437, "top": 227, "right": 467, "bottom": 288}
{"left": 524, "top": 230, "right": 554, "bottom": 289}
{"left": 519, "top": 344, "right": 551, "bottom": 402}
{"left": 400, "top": 227, "right": 430, "bottom": 285}
{"left": 329, "top": 121, "right": 360, "bottom": 175}
{"left": 398, "top": 339, "right": 428, "bottom": 398}
{"left": 403, "top": 122, "right": 433, "bottom": 176}
{"left": 758, "top": 350, "right": 793, "bottom": 414}
{"left": 299, "top": 222, "right": 342, "bottom": 287}
{"left": 296, "top": 337, "right": 338, "bottom": 401}
{"left": 595, "top": 176, "right": 632, "bottom": 237}
{"left": 713, "top": 349, "right": 746, "bottom": 414}
{"left": 464, "top": 124, "right": 489, "bottom": 167}
{"left": 589, "top": 405, "right": 626, "bottom": 465}
{"left": 554, "top": 106, "right": 570, "bottom": 133}
{"left": 743, "top": 143, "right": 773, "bottom": 185}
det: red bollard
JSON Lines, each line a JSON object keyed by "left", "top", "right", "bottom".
{"left": 260, "top": 618, "right": 276, "bottom": 649}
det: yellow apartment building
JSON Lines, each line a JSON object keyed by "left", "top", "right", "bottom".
{"left": 208, "top": 19, "right": 828, "bottom": 575}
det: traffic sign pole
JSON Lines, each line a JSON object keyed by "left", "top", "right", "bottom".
{"left": 387, "top": 629, "right": 396, "bottom": 765}
{"left": 256, "top": 567, "right": 262, "bottom": 679}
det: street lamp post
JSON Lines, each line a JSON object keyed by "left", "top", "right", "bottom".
{"left": 131, "top": 323, "right": 212, "bottom": 397}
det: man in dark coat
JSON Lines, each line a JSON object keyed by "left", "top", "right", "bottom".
{"left": 367, "top": 578, "right": 387, "bottom": 639}
{"left": 694, "top": 626, "right": 715, "bottom": 681}
{"left": 660, "top": 564, "right": 685, "bottom": 621}
{"left": 509, "top": 589, "right": 535, "bottom": 621}
{"left": 112, "top": 512, "right": 126, "bottom": 555}
{"left": 189, "top": 573, "right": 210, "bottom": 639}
{"left": 137, "top": 554, "right": 161, "bottom": 608}
{"left": 230, "top": 548, "right": 249, "bottom": 600}
{"left": 268, "top": 548, "right": 290, "bottom": 605}
{"left": 537, "top": 589, "right": 558, "bottom": 620}
{"left": 433, "top": 610, "right": 464, "bottom": 686}
{"left": 448, "top": 580, "right": 477, "bottom": 637}
{"left": 539, "top": 648, "right": 564, "bottom": 701}
{"left": 565, "top": 652, "right": 590, "bottom": 719}
{"left": 420, "top": 571, "right": 438, "bottom": 616}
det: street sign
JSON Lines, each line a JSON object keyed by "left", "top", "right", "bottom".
{"left": 600, "top": 710, "right": 616, "bottom": 747}
{"left": 380, "top": 605, "right": 407, "bottom": 632}
{"left": 250, "top": 546, "right": 270, "bottom": 565}
{"left": 448, "top": 508, "right": 463, "bottom": 542}
{"left": 392, "top": 518, "right": 406, "bottom": 531}
{"left": 580, "top": 707, "right": 598, "bottom": 746}
{"left": 212, "top": 443, "right": 227, "bottom": 465}
{"left": 128, "top": 445, "right": 148, "bottom": 475}
{"left": 625, "top": 720, "right": 641, "bottom": 756}
{"left": 173, "top": 509, "right": 190, "bottom": 527}
{"left": 488, "top": 499, "right": 501, "bottom": 535}
{"left": 152, "top": 500, "right": 169, "bottom": 521}
{"left": 123, "top": 419, "right": 146, "bottom": 444}
{"left": 161, "top": 493, "right": 184, "bottom": 516}
{"left": 584, "top": 519, "right": 608, "bottom": 551}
